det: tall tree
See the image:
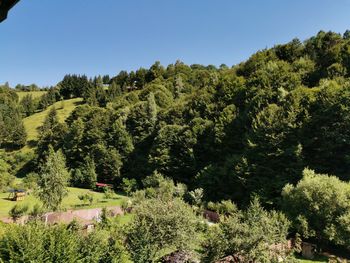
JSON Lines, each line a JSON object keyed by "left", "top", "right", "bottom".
{"left": 37, "top": 147, "right": 70, "bottom": 211}
{"left": 20, "top": 94, "right": 36, "bottom": 116}
{"left": 37, "top": 107, "right": 66, "bottom": 162}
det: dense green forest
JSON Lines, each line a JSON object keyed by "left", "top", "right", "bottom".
{"left": 35, "top": 30, "right": 350, "bottom": 205}
{"left": 1, "top": 30, "right": 350, "bottom": 261}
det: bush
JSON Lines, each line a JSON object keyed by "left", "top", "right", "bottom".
{"left": 9, "top": 204, "right": 29, "bottom": 222}
{"left": 282, "top": 168, "right": 350, "bottom": 246}
{"left": 202, "top": 198, "right": 291, "bottom": 263}
{"left": 78, "top": 193, "right": 94, "bottom": 206}
{"left": 126, "top": 197, "right": 200, "bottom": 263}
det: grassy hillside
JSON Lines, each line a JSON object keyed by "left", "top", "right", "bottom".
{"left": 16, "top": 91, "right": 47, "bottom": 100}
{"left": 22, "top": 98, "right": 82, "bottom": 151}
{"left": 0, "top": 187, "right": 126, "bottom": 218}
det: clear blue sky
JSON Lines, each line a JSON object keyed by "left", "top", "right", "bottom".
{"left": 1, "top": 0, "right": 350, "bottom": 87}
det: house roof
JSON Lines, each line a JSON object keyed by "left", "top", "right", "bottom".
{"left": 95, "top": 182, "right": 113, "bottom": 187}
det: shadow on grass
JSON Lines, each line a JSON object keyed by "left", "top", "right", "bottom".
{"left": 295, "top": 253, "right": 328, "bottom": 262}
{"left": 73, "top": 204, "right": 89, "bottom": 208}
{"left": 27, "top": 140, "right": 37, "bottom": 148}
{"left": 73, "top": 100, "right": 84, "bottom": 106}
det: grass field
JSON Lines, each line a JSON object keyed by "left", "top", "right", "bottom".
{"left": 297, "top": 255, "right": 328, "bottom": 262}
{"left": 16, "top": 91, "right": 47, "bottom": 100}
{"left": 0, "top": 187, "right": 127, "bottom": 219}
{"left": 22, "top": 98, "right": 82, "bottom": 151}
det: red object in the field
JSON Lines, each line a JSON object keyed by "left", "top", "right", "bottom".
{"left": 95, "top": 183, "right": 113, "bottom": 188}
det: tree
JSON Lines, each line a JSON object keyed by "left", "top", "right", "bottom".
{"left": 108, "top": 81, "right": 122, "bottom": 101}
{"left": 37, "top": 107, "right": 67, "bottom": 162}
{"left": 107, "top": 119, "right": 134, "bottom": 158}
{"left": 36, "top": 147, "right": 70, "bottom": 211}
{"left": 58, "top": 74, "right": 90, "bottom": 99}
{"left": 81, "top": 156, "right": 97, "bottom": 188}
{"left": 282, "top": 168, "right": 350, "bottom": 246}
{"left": 20, "top": 94, "right": 36, "bottom": 116}
{"left": 9, "top": 113, "right": 27, "bottom": 148}
{"left": 146, "top": 92, "right": 157, "bottom": 128}
{"left": 149, "top": 125, "right": 196, "bottom": 184}
{"left": 202, "top": 198, "right": 291, "bottom": 263}
{"left": 0, "top": 156, "right": 14, "bottom": 191}
{"left": 174, "top": 75, "right": 184, "bottom": 98}
{"left": 0, "top": 98, "right": 27, "bottom": 148}
{"left": 92, "top": 145, "right": 122, "bottom": 185}
{"left": 102, "top": 74, "right": 110, "bottom": 84}
{"left": 121, "top": 178, "right": 137, "bottom": 196}
{"left": 126, "top": 197, "right": 200, "bottom": 263}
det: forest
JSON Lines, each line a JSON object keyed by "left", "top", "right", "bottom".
{"left": 1, "top": 30, "right": 350, "bottom": 262}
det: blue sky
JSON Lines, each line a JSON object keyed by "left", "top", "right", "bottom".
{"left": 1, "top": 0, "right": 350, "bottom": 87}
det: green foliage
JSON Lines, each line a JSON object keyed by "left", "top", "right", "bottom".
{"left": 3, "top": 32, "right": 350, "bottom": 235}
{"left": 0, "top": 86, "right": 27, "bottom": 149}
{"left": 78, "top": 192, "right": 94, "bottom": 205}
{"left": 207, "top": 200, "right": 238, "bottom": 216}
{"left": 22, "top": 172, "right": 39, "bottom": 190}
{"left": 37, "top": 107, "right": 67, "bottom": 162}
{"left": 126, "top": 197, "right": 200, "bottom": 263}
{"left": 58, "top": 74, "right": 90, "bottom": 99}
{"left": 149, "top": 124, "right": 196, "bottom": 184}
{"left": 0, "top": 156, "right": 14, "bottom": 192}
{"left": 202, "top": 198, "right": 291, "bottom": 262}
{"left": 282, "top": 168, "right": 350, "bottom": 246}
{"left": 9, "top": 204, "right": 29, "bottom": 222}
{"left": 28, "top": 32, "right": 350, "bottom": 208}
{"left": 28, "top": 204, "right": 45, "bottom": 221}
{"left": 108, "top": 81, "right": 122, "bottom": 101}
{"left": 20, "top": 94, "right": 36, "bottom": 117}
{"left": 72, "top": 156, "right": 97, "bottom": 188}
{"left": 188, "top": 188, "right": 204, "bottom": 207}
{"left": 0, "top": 222, "right": 129, "bottom": 262}
{"left": 36, "top": 147, "right": 70, "bottom": 211}
{"left": 121, "top": 178, "right": 137, "bottom": 196}
{"left": 103, "top": 186, "right": 115, "bottom": 199}
{"left": 38, "top": 87, "right": 60, "bottom": 110}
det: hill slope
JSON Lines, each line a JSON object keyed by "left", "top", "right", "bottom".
{"left": 16, "top": 91, "right": 47, "bottom": 100}
{"left": 22, "top": 98, "right": 82, "bottom": 151}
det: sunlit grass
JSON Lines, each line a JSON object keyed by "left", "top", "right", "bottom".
{"left": 22, "top": 98, "right": 82, "bottom": 152}
{"left": 16, "top": 91, "right": 47, "bottom": 100}
{"left": 0, "top": 187, "right": 126, "bottom": 219}
{"left": 296, "top": 255, "right": 328, "bottom": 262}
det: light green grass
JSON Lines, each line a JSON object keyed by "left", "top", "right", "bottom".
{"left": 16, "top": 91, "right": 47, "bottom": 100}
{"left": 22, "top": 98, "right": 82, "bottom": 151}
{"left": 0, "top": 187, "right": 126, "bottom": 219}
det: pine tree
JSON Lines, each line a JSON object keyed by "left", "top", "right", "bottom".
{"left": 37, "top": 107, "right": 66, "bottom": 162}
{"left": 11, "top": 118, "right": 27, "bottom": 148}
{"left": 108, "top": 81, "right": 122, "bottom": 101}
{"left": 146, "top": 92, "right": 157, "bottom": 126}
{"left": 39, "top": 107, "right": 59, "bottom": 136}
{"left": 20, "top": 94, "right": 36, "bottom": 116}
{"left": 81, "top": 156, "right": 97, "bottom": 188}
{"left": 174, "top": 75, "right": 184, "bottom": 98}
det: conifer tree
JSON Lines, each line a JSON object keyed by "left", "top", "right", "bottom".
{"left": 146, "top": 92, "right": 157, "bottom": 126}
